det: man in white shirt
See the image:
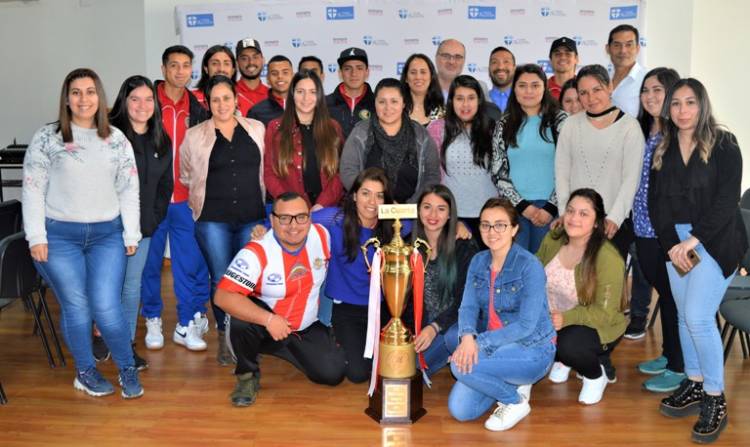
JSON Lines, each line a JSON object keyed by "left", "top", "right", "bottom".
{"left": 606, "top": 24, "right": 647, "bottom": 117}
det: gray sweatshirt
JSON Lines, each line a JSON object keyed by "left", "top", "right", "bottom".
{"left": 22, "top": 123, "right": 141, "bottom": 246}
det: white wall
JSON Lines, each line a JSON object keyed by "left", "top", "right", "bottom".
{"left": 0, "top": 0, "right": 145, "bottom": 146}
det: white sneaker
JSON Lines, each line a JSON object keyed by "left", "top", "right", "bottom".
{"left": 173, "top": 321, "right": 207, "bottom": 351}
{"left": 484, "top": 397, "right": 531, "bottom": 431}
{"left": 578, "top": 365, "right": 608, "bottom": 405}
{"left": 548, "top": 362, "right": 571, "bottom": 383}
{"left": 517, "top": 384, "right": 532, "bottom": 402}
{"left": 144, "top": 317, "right": 164, "bottom": 350}
{"left": 194, "top": 312, "right": 209, "bottom": 336}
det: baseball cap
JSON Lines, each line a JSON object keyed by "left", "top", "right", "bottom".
{"left": 236, "top": 38, "right": 262, "bottom": 56}
{"left": 337, "top": 47, "right": 368, "bottom": 67}
{"left": 549, "top": 37, "right": 577, "bottom": 56}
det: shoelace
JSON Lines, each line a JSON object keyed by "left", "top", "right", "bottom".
{"left": 492, "top": 403, "right": 509, "bottom": 419}
{"left": 80, "top": 367, "right": 102, "bottom": 383}
{"left": 121, "top": 367, "right": 138, "bottom": 386}
{"left": 698, "top": 397, "right": 726, "bottom": 426}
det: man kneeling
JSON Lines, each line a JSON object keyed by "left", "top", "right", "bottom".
{"left": 215, "top": 192, "right": 346, "bottom": 407}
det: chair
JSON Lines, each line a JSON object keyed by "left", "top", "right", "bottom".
{"left": 0, "top": 231, "right": 65, "bottom": 368}
{"left": 721, "top": 297, "right": 750, "bottom": 362}
{"left": 0, "top": 378, "right": 6, "bottom": 405}
{"left": 0, "top": 199, "right": 22, "bottom": 239}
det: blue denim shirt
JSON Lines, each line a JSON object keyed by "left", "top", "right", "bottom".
{"left": 458, "top": 243, "right": 555, "bottom": 356}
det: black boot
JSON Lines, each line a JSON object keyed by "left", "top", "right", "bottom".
{"left": 132, "top": 343, "right": 149, "bottom": 371}
{"left": 660, "top": 378, "right": 703, "bottom": 417}
{"left": 692, "top": 393, "right": 728, "bottom": 444}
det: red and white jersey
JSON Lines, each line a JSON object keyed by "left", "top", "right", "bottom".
{"left": 217, "top": 224, "right": 331, "bottom": 331}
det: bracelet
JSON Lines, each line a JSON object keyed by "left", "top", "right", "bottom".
{"left": 266, "top": 313, "right": 275, "bottom": 326}
{"left": 430, "top": 323, "right": 440, "bottom": 334}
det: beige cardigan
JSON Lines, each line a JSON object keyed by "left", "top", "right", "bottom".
{"left": 179, "top": 116, "right": 266, "bottom": 220}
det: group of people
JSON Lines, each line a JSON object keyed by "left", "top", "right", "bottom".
{"left": 21, "top": 23, "right": 745, "bottom": 444}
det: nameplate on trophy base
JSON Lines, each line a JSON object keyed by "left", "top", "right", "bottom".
{"left": 365, "top": 374, "right": 426, "bottom": 425}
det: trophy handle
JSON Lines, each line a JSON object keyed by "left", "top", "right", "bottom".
{"left": 361, "top": 237, "right": 381, "bottom": 272}
{"left": 412, "top": 237, "right": 432, "bottom": 261}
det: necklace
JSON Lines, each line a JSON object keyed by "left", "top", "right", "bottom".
{"left": 586, "top": 106, "right": 618, "bottom": 120}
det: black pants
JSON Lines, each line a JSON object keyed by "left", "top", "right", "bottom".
{"left": 611, "top": 219, "right": 653, "bottom": 322}
{"left": 635, "top": 237, "right": 684, "bottom": 372}
{"left": 229, "top": 300, "right": 346, "bottom": 386}
{"left": 556, "top": 325, "right": 620, "bottom": 379}
{"left": 331, "top": 302, "right": 372, "bottom": 383}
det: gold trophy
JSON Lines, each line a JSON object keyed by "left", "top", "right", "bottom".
{"left": 362, "top": 204, "right": 430, "bottom": 424}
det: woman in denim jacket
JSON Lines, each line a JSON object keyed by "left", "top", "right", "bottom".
{"left": 449, "top": 198, "right": 555, "bottom": 432}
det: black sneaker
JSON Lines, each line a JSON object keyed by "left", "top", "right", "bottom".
{"left": 132, "top": 343, "right": 149, "bottom": 371}
{"left": 624, "top": 317, "right": 646, "bottom": 340}
{"left": 230, "top": 372, "right": 259, "bottom": 407}
{"left": 692, "top": 393, "right": 728, "bottom": 444}
{"left": 660, "top": 379, "right": 704, "bottom": 418}
{"left": 93, "top": 335, "right": 111, "bottom": 362}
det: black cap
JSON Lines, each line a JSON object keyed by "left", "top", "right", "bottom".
{"left": 549, "top": 37, "right": 577, "bottom": 56}
{"left": 236, "top": 38, "right": 262, "bottom": 56}
{"left": 337, "top": 47, "right": 368, "bottom": 67}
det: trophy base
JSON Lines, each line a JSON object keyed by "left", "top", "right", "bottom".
{"left": 365, "top": 374, "right": 426, "bottom": 425}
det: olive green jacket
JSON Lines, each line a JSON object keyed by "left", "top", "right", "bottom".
{"left": 536, "top": 229, "right": 627, "bottom": 344}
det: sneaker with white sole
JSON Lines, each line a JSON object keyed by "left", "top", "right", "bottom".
{"left": 144, "top": 317, "right": 164, "bottom": 350}
{"left": 484, "top": 396, "right": 531, "bottom": 431}
{"left": 195, "top": 312, "right": 209, "bottom": 336}
{"left": 578, "top": 365, "right": 608, "bottom": 405}
{"left": 548, "top": 362, "right": 571, "bottom": 383}
{"left": 173, "top": 320, "right": 207, "bottom": 351}
{"left": 74, "top": 366, "right": 114, "bottom": 397}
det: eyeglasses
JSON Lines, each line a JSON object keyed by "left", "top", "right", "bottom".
{"left": 438, "top": 53, "right": 465, "bottom": 62}
{"left": 272, "top": 212, "right": 310, "bottom": 225}
{"left": 479, "top": 222, "right": 510, "bottom": 233}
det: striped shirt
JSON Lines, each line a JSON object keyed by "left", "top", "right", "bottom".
{"left": 217, "top": 224, "right": 331, "bottom": 331}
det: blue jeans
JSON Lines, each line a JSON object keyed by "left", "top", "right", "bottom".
{"left": 121, "top": 237, "right": 150, "bottom": 342}
{"left": 516, "top": 200, "right": 551, "bottom": 254}
{"left": 194, "top": 220, "right": 256, "bottom": 332}
{"left": 421, "top": 323, "right": 459, "bottom": 377}
{"left": 666, "top": 224, "right": 735, "bottom": 394}
{"left": 141, "top": 201, "right": 209, "bottom": 326}
{"left": 34, "top": 217, "right": 133, "bottom": 372}
{"left": 448, "top": 341, "right": 555, "bottom": 421}
{"left": 318, "top": 285, "right": 333, "bottom": 327}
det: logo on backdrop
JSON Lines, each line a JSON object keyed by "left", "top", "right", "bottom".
{"left": 327, "top": 6, "right": 355, "bottom": 20}
{"left": 573, "top": 36, "right": 598, "bottom": 47}
{"left": 639, "top": 37, "right": 648, "bottom": 47}
{"left": 468, "top": 5, "right": 496, "bottom": 20}
{"left": 432, "top": 36, "right": 442, "bottom": 46}
{"left": 191, "top": 69, "right": 200, "bottom": 81}
{"left": 328, "top": 64, "right": 338, "bottom": 73}
{"left": 437, "top": 8, "right": 453, "bottom": 16}
{"left": 263, "top": 40, "right": 280, "bottom": 47}
{"left": 257, "top": 11, "right": 282, "bottom": 21}
{"left": 504, "top": 35, "right": 530, "bottom": 45}
{"left": 186, "top": 13, "right": 214, "bottom": 28}
{"left": 467, "top": 63, "right": 478, "bottom": 73}
{"left": 332, "top": 37, "right": 349, "bottom": 45}
{"left": 362, "top": 36, "right": 388, "bottom": 46}
{"left": 226, "top": 14, "right": 243, "bottom": 22}
{"left": 610, "top": 5, "right": 638, "bottom": 20}
{"left": 537, "top": 60, "right": 553, "bottom": 74}
{"left": 510, "top": 8, "right": 526, "bottom": 16}
{"left": 261, "top": 64, "right": 268, "bottom": 77}
{"left": 398, "top": 8, "right": 424, "bottom": 19}
{"left": 291, "top": 38, "right": 317, "bottom": 48}
{"left": 579, "top": 9, "right": 596, "bottom": 17}
{"left": 396, "top": 62, "right": 405, "bottom": 75}
{"left": 404, "top": 38, "right": 420, "bottom": 45}
{"left": 296, "top": 10, "right": 312, "bottom": 19}
{"left": 541, "top": 6, "right": 566, "bottom": 17}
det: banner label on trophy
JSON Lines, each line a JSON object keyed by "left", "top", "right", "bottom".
{"left": 378, "top": 204, "right": 417, "bottom": 220}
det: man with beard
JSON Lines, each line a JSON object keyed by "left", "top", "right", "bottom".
{"left": 236, "top": 38, "right": 269, "bottom": 116}
{"left": 488, "top": 46, "right": 516, "bottom": 113}
{"left": 247, "top": 55, "right": 294, "bottom": 126}
{"left": 192, "top": 45, "right": 253, "bottom": 115}
{"left": 547, "top": 37, "right": 579, "bottom": 101}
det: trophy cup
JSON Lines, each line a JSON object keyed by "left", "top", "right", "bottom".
{"left": 362, "top": 204, "right": 430, "bottom": 424}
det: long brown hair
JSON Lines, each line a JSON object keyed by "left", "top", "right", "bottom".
{"left": 275, "top": 70, "right": 340, "bottom": 179}
{"left": 57, "top": 68, "right": 110, "bottom": 143}
{"left": 553, "top": 188, "right": 607, "bottom": 306}
{"left": 652, "top": 78, "right": 720, "bottom": 170}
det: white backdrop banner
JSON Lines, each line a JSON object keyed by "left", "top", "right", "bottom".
{"left": 176, "top": 0, "right": 646, "bottom": 92}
